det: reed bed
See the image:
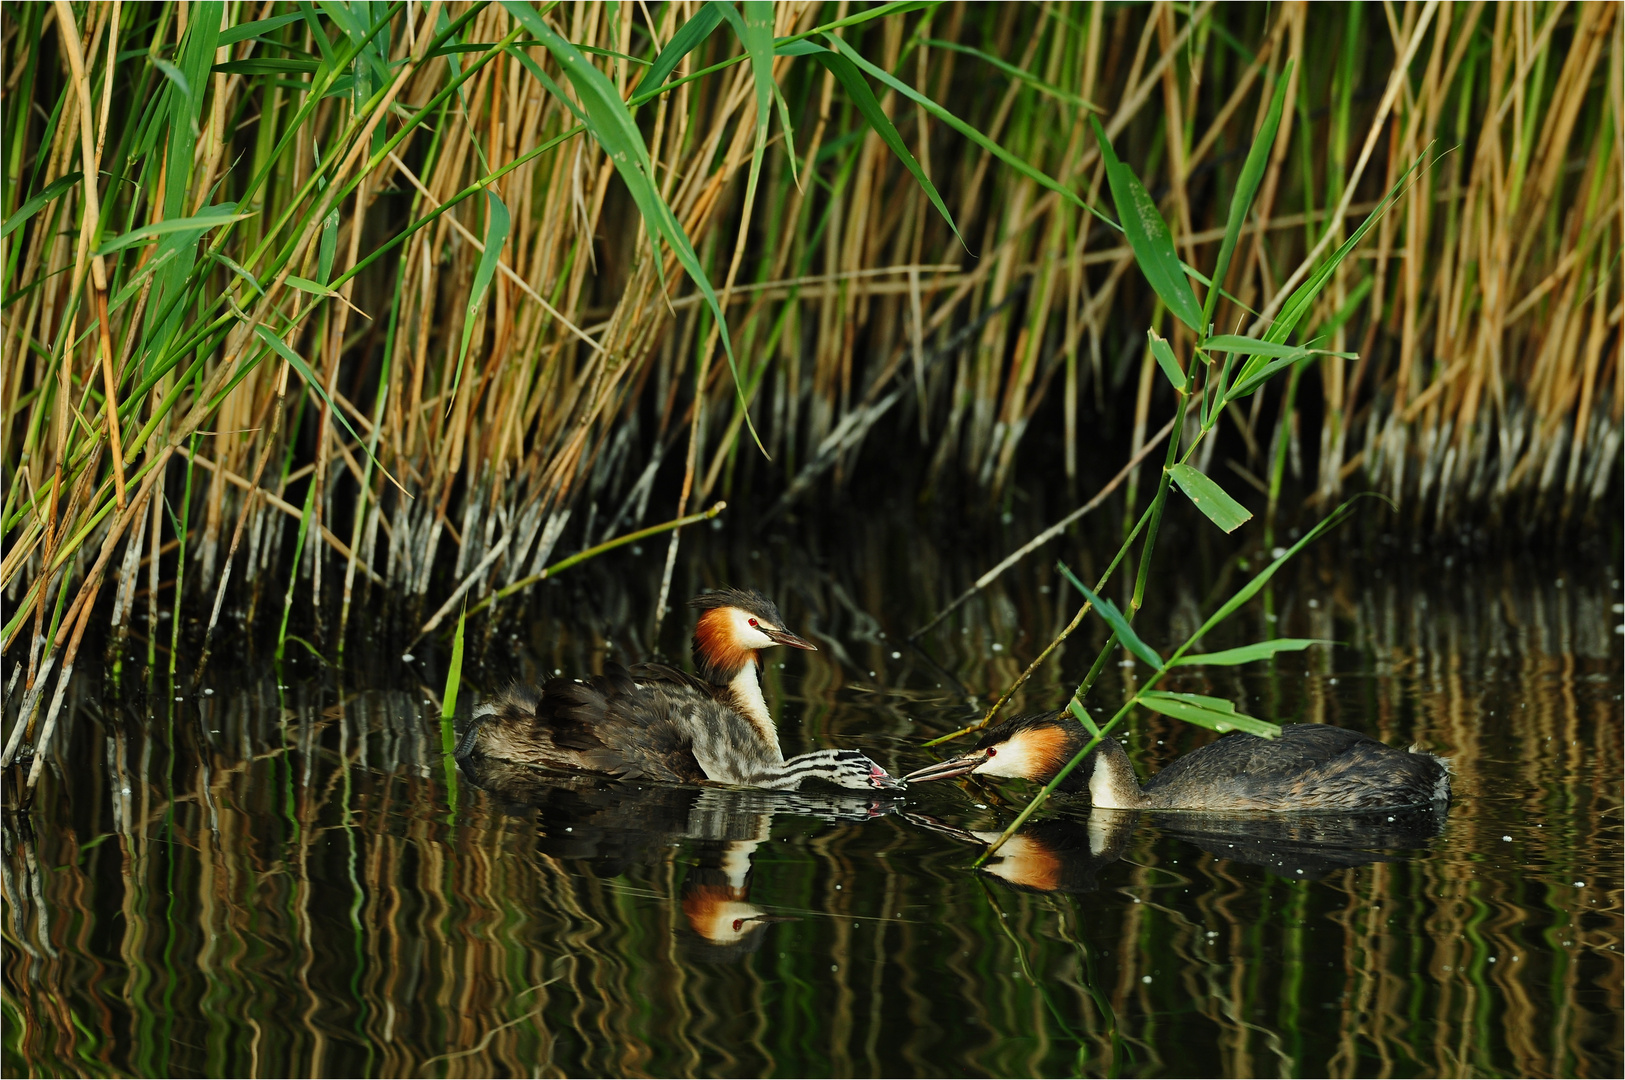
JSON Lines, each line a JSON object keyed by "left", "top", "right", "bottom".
{"left": 1, "top": 2, "right": 1619, "bottom": 721}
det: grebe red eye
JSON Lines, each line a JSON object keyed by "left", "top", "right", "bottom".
{"left": 987, "top": 747, "right": 997, "bottom": 757}
{"left": 748, "top": 617, "right": 759, "bottom": 627}
{"left": 732, "top": 919, "right": 744, "bottom": 931}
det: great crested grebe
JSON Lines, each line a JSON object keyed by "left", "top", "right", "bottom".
{"left": 904, "top": 713, "right": 1450, "bottom": 811}
{"left": 457, "top": 588, "right": 901, "bottom": 791}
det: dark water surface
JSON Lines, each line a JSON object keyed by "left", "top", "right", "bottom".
{"left": 4, "top": 513, "right": 1621, "bottom": 1077}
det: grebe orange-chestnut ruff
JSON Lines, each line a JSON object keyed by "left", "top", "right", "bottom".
{"left": 904, "top": 714, "right": 1450, "bottom": 812}
{"left": 457, "top": 589, "right": 900, "bottom": 791}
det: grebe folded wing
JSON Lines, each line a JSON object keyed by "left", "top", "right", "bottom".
{"left": 626, "top": 660, "right": 722, "bottom": 697}
{"left": 1142, "top": 724, "right": 1371, "bottom": 791}
{"left": 1142, "top": 724, "right": 1448, "bottom": 811}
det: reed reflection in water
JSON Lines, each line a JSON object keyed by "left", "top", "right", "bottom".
{"left": 3, "top": 525, "right": 1620, "bottom": 1078}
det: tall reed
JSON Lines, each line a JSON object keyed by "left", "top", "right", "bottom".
{"left": 2, "top": 3, "right": 1618, "bottom": 761}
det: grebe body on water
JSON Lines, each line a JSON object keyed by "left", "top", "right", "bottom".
{"left": 457, "top": 588, "right": 899, "bottom": 791}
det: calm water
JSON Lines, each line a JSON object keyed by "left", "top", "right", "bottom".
{"left": 4, "top": 510, "right": 1621, "bottom": 1077}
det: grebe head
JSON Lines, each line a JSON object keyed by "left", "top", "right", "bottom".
{"left": 683, "top": 889, "right": 778, "bottom": 946}
{"left": 690, "top": 588, "right": 816, "bottom": 684}
{"left": 903, "top": 713, "right": 1093, "bottom": 791}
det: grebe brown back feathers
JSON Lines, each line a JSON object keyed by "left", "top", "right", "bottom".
{"left": 457, "top": 589, "right": 899, "bottom": 791}
{"left": 905, "top": 714, "right": 1450, "bottom": 811}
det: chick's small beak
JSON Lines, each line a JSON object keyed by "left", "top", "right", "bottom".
{"left": 902, "top": 752, "right": 988, "bottom": 784}
{"left": 870, "top": 764, "right": 906, "bottom": 790}
{"left": 763, "top": 627, "right": 817, "bottom": 651}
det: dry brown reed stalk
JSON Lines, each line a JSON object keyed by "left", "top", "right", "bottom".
{"left": 0, "top": 2, "right": 1618, "bottom": 734}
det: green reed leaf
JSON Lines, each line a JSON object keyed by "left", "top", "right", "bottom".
{"left": 632, "top": 1, "right": 727, "bottom": 100}
{"left": 151, "top": 58, "right": 194, "bottom": 128}
{"left": 717, "top": 1, "right": 784, "bottom": 231}
{"left": 1251, "top": 151, "right": 1430, "bottom": 363}
{"left": 1225, "top": 353, "right": 1313, "bottom": 401}
{"left": 1148, "top": 329, "right": 1186, "bottom": 391}
{"left": 1057, "top": 562, "right": 1164, "bottom": 669}
{"left": 218, "top": 12, "right": 306, "bottom": 45}
{"left": 451, "top": 190, "right": 510, "bottom": 409}
{"left": 1202, "top": 336, "right": 1314, "bottom": 356}
{"left": 208, "top": 250, "right": 265, "bottom": 296}
{"left": 443, "top": 605, "right": 466, "bottom": 721}
{"left": 1, "top": 172, "right": 81, "bottom": 239}
{"left": 1067, "top": 699, "right": 1102, "bottom": 738}
{"left": 781, "top": 39, "right": 961, "bottom": 248}
{"left": 1168, "top": 463, "right": 1252, "bottom": 533}
{"left": 94, "top": 204, "right": 253, "bottom": 256}
{"left": 919, "top": 38, "right": 1102, "bottom": 112}
{"left": 253, "top": 324, "right": 379, "bottom": 473}
{"left": 213, "top": 58, "right": 321, "bottom": 75}
{"left": 1169, "top": 639, "right": 1329, "bottom": 666}
{"left": 1203, "top": 60, "right": 1292, "bottom": 328}
{"left": 1137, "top": 691, "right": 1280, "bottom": 738}
{"left": 1092, "top": 115, "right": 1203, "bottom": 333}
{"left": 284, "top": 274, "right": 340, "bottom": 295}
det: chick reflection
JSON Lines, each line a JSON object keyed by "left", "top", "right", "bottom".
{"left": 458, "top": 755, "right": 899, "bottom": 956}
{"left": 909, "top": 802, "right": 1449, "bottom": 891}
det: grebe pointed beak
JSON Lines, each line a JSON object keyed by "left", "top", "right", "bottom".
{"left": 762, "top": 627, "right": 817, "bottom": 651}
{"left": 901, "top": 751, "right": 989, "bottom": 784}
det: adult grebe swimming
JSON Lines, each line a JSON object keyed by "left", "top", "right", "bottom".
{"left": 904, "top": 714, "right": 1449, "bottom": 811}
{"left": 458, "top": 588, "right": 899, "bottom": 791}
